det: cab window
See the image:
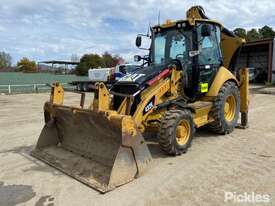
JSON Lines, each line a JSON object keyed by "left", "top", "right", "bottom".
{"left": 170, "top": 33, "right": 186, "bottom": 60}
{"left": 197, "top": 23, "right": 222, "bottom": 65}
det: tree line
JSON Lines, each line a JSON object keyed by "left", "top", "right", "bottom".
{"left": 0, "top": 52, "right": 36, "bottom": 72}
{"left": 75, "top": 52, "right": 124, "bottom": 75}
{"left": 233, "top": 25, "right": 275, "bottom": 41}
{"left": 0, "top": 52, "right": 12, "bottom": 68}
{"left": 0, "top": 51, "right": 124, "bottom": 75}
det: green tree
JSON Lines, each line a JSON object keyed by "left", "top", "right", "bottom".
{"left": 102, "top": 52, "right": 115, "bottom": 67}
{"left": 17, "top": 57, "right": 37, "bottom": 73}
{"left": 76, "top": 54, "right": 103, "bottom": 75}
{"left": 259, "top": 25, "right": 275, "bottom": 39}
{"left": 233, "top": 25, "right": 275, "bottom": 42}
{"left": 75, "top": 52, "right": 124, "bottom": 76}
{"left": 233, "top": 28, "right": 247, "bottom": 39}
{"left": 246, "top": 28, "right": 261, "bottom": 41}
{"left": 0, "top": 51, "right": 12, "bottom": 68}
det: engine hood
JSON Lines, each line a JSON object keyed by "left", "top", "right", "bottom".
{"left": 110, "top": 64, "right": 168, "bottom": 95}
{"left": 115, "top": 64, "right": 167, "bottom": 87}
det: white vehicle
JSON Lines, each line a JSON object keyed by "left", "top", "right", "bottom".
{"left": 88, "top": 67, "right": 115, "bottom": 82}
{"left": 71, "top": 64, "right": 140, "bottom": 92}
{"left": 88, "top": 64, "right": 140, "bottom": 82}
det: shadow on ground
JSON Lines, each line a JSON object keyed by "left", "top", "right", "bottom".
{"left": 0, "top": 181, "right": 36, "bottom": 206}
{"left": 0, "top": 145, "right": 61, "bottom": 176}
{"left": 144, "top": 127, "right": 222, "bottom": 159}
{"left": 35, "top": 195, "right": 55, "bottom": 206}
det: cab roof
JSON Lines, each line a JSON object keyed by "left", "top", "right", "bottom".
{"left": 153, "top": 19, "right": 223, "bottom": 30}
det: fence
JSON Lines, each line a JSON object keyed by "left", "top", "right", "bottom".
{"left": 0, "top": 83, "right": 74, "bottom": 94}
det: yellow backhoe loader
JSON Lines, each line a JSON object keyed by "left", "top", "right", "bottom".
{"left": 31, "top": 6, "right": 249, "bottom": 193}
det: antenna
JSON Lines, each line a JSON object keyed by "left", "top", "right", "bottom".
{"left": 158, "top": 10, "right": 160, "bottom": 25}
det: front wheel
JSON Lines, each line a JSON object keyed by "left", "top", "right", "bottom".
{"left": 158, "top": 109, "right": 194, "bottom": 156}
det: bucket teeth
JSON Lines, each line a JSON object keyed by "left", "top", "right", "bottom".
{"left": 31, "top": 103, "right": 152, "bottom": 193}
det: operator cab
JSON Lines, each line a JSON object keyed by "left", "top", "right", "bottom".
{"left": 135, "top": 20, "right": 223, "bottom": 99}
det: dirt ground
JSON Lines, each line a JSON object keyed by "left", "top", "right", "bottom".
{"left": 0, "top": 90, "right": 275, "bottom": 206}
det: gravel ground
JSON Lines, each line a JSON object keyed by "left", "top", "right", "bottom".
{"left": 0, "top": 90, "right": 274, "bottom": 206}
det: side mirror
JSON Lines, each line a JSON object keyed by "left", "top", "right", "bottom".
{"left": 201, "top": 24, "right": 211, "bottom": 37}
{"left": 134, "top": 55, "right": 142, "bottom": 62}
{"left": 136, "top": 36, "right": 142, "bottom": 47}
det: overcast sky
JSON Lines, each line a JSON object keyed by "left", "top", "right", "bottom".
{"left": 0, "top": 0, "right": 275, "bottom": 64}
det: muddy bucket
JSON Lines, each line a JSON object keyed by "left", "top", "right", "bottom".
{"left": 31, "top": 102, "right": 152, "bottom": 193}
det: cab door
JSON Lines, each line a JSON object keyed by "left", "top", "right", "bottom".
{"left": 197, "top": 23, "right": 222, "bottom": 93}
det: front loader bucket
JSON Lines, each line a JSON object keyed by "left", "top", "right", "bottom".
{"left": 31, "top": 102, "right": 152, "bottom": 193}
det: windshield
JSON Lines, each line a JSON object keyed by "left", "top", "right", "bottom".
{"left": 153, "top": 28, "right": 192, "bottom": 65}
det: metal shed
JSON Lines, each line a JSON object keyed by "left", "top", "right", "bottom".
{"left": 236, "top": 38, "right": 275, "bottom": 83}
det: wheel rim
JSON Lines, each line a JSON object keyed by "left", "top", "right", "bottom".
{"left": 224, "top": 95, "right": 236, "bottom": 122}
{"left": 176, "top": 120, "right": 191, "bottom": 145}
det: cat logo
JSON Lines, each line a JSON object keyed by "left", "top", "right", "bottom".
{"left": 120, "top": 73, "right": 145, "bottom": 82}
{"left": 143, "top": 96, "right": 155, "bottom": 114}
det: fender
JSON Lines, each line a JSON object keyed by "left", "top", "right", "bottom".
{"left": 206, "top": 66, "right": 238, "bottom": 97}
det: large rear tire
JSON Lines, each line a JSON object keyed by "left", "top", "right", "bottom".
{"left": 209, "top": 81, "right": 240, "bottom": 134}
{"left": 158, "top": 109, "right": 194, "bottom": 156}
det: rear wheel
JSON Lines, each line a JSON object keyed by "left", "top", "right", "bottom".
{"left": 158, "top": 109, "right": 194, "bottom": 155}
{"left": 209, "top": 81, "right": 240, "bottom": 134}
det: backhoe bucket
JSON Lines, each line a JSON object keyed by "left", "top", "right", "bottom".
{"left": 31, "top": 102, "right": 152, "bottom": 193}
